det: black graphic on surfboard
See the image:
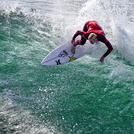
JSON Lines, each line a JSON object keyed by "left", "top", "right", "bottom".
{"left": 55, "top": 59, "right": 61, "bottom": 65}
{"left": 58, "top": 50, "right": 68, "bottom": 57}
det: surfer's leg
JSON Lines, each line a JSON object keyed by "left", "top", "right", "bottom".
{"left": 83, "top": 21, "right": 91, "bottom": 32}
{"left": 83, "top": 24, "right": 88, "bottom": 32}
{"left": 73, "top": 23, "right": 87, "bottom": 46}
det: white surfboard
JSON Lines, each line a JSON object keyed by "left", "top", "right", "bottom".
{"left": 41, "top": 41, "right": 85, "bottom": 66}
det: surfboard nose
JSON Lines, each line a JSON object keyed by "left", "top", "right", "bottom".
{"left": 41, "top": 61, "right": 46, "bottom": 65}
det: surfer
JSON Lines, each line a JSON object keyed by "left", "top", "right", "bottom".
{"left": 71, "top": 21, "right": 113, "bottom": 63}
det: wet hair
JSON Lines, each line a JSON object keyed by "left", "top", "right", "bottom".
{"left": 88, "top": 33, "right": 97, "bottom": 41}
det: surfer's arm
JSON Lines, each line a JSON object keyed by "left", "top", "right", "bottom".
{"left": 100, "top": 36, "right": 113, "bottom": 58}
{"left": 98, "top": 35, "right": 113, "bottom": 63}
{"left": 71, "top": 30, "right": 86, "bottom": 45}
{"left": 72, "top": 30, "right": 85, "bottom": 40}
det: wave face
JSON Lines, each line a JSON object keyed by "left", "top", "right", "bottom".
{"left": 0, "top": 0, "right": 134, "bottom": 133}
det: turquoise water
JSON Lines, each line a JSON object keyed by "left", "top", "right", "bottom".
{"left": 0, "top": 0, "right": 134, "bottom": 133}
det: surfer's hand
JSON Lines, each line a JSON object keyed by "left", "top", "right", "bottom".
{"left": 100, "top": 56, "right": 104, "bottom": 63}
{"left": 71, "top": 45, "right": 75, "bottom": 54}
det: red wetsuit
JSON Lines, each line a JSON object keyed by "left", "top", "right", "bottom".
{"left": 72, "top": 21, "right": 113, "bottom": 58}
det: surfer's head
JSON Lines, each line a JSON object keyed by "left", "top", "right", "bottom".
{"left": 88, "top": 33, "right": 97, "bottom": 44}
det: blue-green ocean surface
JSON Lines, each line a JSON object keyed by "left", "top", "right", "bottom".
{"left": 0, "top": 0, "right": 134, "bottom": 133}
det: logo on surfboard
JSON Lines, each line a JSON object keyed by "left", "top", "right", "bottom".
{"left": 58, "top": 50, "right": 68, "bottom": 57}
{"left": 55, "top": 59, "right": 61, "bottom": 65}
{"left": 69, "top": 56, "right": 77, "bottom": 62}
{"left": 55, "top": 50, "right": 77, "bottom": 65}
